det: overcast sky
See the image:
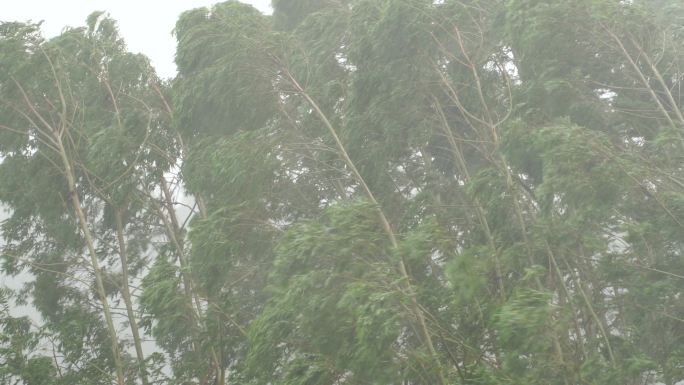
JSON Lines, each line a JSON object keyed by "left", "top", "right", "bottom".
{"left": 1, "top": 0, "right": 273, "bottom": 78}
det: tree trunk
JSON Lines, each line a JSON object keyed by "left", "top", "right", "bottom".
{"left": 56, "top": 135, "right": 126, "bottom": 385}
{"left": 115, "top": 209, "right": 150, "bottom": 385}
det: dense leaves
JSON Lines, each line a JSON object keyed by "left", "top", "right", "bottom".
{"left": 1, "top": 0, "right": 683, "bottom": 384}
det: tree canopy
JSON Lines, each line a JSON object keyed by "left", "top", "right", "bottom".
{"left": 1, "top": 1, "right": 683, "bottom": 384}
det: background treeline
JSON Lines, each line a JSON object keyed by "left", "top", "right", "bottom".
{"left": 1, "top": 0, "right": 683, "bottom": 384}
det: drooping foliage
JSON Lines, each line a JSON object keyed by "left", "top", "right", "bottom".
{"left": 0, "top": 12, "right": 176, "bottom": 385}
{"left": 1, "top": 0, "right": 683, "bottom": 384}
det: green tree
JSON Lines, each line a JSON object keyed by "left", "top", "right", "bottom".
{"left": 1, "top": 14, "right": 175, "bottom": 385}
{"left": 1, "top": 1, "right": 682, "bottom": 384}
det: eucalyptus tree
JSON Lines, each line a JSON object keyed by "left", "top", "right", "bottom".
{"left": 0, "top": 14, "right": 175, "bottom": 385}
{"left": 160, "top": 4, "right": 295, "bottom": 383}
{"left": 172, "top": 1, "right": 480, "bottom": 383}
{"left": 0, "top": 0, "right": 682, "bottom": 384}
{"left": 503, "top": 0, "right": 684, "bottom": 378}
{"left": 171, "top": 1, "right": 683, "bottom": 385}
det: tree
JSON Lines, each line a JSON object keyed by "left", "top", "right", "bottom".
{"left": 0, "top": 14, "right": 174, "bottom": 385}
{"left": 1, "top": 1, "right": 683, "bottom": 384}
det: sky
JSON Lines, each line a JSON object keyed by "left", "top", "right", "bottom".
{"left": 1, "top": 0, "right": 273, "bottom": 78}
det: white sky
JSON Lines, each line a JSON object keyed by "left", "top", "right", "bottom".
{"left": 1, "top": 0, "right": 273, "bottom": 78}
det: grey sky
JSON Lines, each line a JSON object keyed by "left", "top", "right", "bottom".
{"left": 1, "top": 0, "right": 273, "bottom": 78}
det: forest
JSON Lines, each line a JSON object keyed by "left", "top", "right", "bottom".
{"left": 0, "top": 0, "right": 683, "bottom": 384}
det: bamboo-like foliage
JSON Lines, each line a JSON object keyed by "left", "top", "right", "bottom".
{"left": 1, "top": 1, "right": 683, "bottom": 384}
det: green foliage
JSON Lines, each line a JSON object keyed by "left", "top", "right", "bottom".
{"left": 174, "top": 1, "right": 277, "bottom": 139}
{"left": 246, "top": 201, "right": 407, "bottom": 384}
{"left": 1, "top": 0, "right": 683, "bottom": 384}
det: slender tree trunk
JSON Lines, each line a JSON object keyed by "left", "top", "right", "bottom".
{"left": 434, "top": 98, "right": 505, "bottom": 296}
{"left": 433, "top": 40, "right": 577, "bottom": 378}
{"left": 283, "top": 69, "right": 447, "bottom": 385}
{"left": 115, "top": 209, "right": 150, "bottom": 385}
{"left": 55, "top": 135, "right": 126, "bottom": 385}
{"left": 602, "top": 23, "right": 680, "bottom": 131}
{"left": 152, "top": 84, "right": 223, "bottom": 384}
{"left": 157, "top": 177, "right": 224, "bottom": 385}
